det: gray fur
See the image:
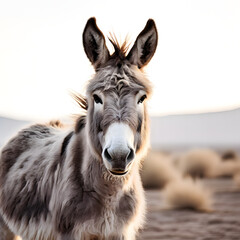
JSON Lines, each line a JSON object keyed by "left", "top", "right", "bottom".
{"left": 0, "top": 17, "right": 157, "bottom": 240}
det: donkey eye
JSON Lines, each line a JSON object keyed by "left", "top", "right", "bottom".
{"left": 93, "top": 94, "right": 103, "bottom": 104}
{"left": 137, "top": 95, "right": 147, "bottom": 104}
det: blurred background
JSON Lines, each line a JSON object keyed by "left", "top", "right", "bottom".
{"left": 1, "top": 1, "right": 240, "bottom": 239}
{"left": 0, "top": 0, "right": 240, "bottom": 152}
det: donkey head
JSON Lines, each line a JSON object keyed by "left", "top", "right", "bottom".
{"left": 83, "top": 18, "right": 158, "bottom": 176}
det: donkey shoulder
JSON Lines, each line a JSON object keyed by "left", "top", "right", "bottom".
{"left": 0, "top": 124, "right": 59, "bottom": 176}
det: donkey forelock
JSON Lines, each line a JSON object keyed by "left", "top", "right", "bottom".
{"left": 88, "top": 64, "right": 152, "bottom": 95}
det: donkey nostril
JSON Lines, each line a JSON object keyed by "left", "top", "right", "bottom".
{"left": 104, "top": 147, "right": 134, "bottom": 163}
{"left": 127, "top": 148, "right": 135, "bottom": 162}
{"left": 104, "top": 148, "right": 112, "bottom": 162}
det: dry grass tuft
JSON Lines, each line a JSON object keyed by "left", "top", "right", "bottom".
{"left": 141, "top": 151, "right": 181, "bottom": 189}
{"left": 221, "top": 150, "right": 239, "bottom": 161}
{"left": 179, "top": 149, "right": 221, "bottom": 178}
{"left": 234, "top": 173, "right": 240, "bottom": 188}
{"left": 162, "top": 178, "right": 212, "bottom": 212}
{"left": 216, "top": 160, "right": 240, "bottom": 178}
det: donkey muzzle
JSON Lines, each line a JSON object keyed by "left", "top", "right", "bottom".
{"left": 102, "top": 123, "right": 135, "bottom": 175}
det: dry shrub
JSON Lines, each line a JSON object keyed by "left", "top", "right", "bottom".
{"left": 234, "top": 173, "right": 240, "bottom": 188}
{"left": 162, "top": 178, "right": 212, "bottom": 212}
{"left": 168, "top": 152, "right": 182, "bottom": 168}
{"left": 221, "top": 150, "right": 239, "bottom": 161}
{"left": 141, "top": 151, "right": 181, "bottom": 189}
{"left": 216, "top": 160, "right": 240, "bottom": 178}
{"left": 179, "top": 149, "right": 221, "bottom": 178}
{"left": 216, "top": 150, "right": 240, "bottom": 178}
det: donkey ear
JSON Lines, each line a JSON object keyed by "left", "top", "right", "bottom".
{"left": 83, "top": 17, "right": 110, "bottom": 69}
{"left": 127, "top": 19, "right": 158, "bottom": 68}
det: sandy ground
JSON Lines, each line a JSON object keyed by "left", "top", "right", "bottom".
{"left": 138, "top": 178, "right": 240, "bottom": 240}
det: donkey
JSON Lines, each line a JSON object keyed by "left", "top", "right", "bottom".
{"left": 0, "top": 17, "right": 158, "bottom": 240}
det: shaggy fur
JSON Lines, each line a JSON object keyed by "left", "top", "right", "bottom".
{"left": 0, "top": 17, "right": 158, "bottom": 240}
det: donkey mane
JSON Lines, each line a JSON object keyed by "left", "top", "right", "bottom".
{"left": 71, "top": 92, "right": 88, "bottom": 110}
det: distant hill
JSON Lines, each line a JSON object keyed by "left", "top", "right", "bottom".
{"left": 0, "top": 116, "right": 30, "bottom": 147}
{"left": 150, "top": 108, "right": 240, "bottom": 152}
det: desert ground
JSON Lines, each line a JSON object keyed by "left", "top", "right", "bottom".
{"left": 138, "top": 149, "right": 240, "bottom": 240}
{"left": 139, "top": 178, "right": 240, "bottom": 240}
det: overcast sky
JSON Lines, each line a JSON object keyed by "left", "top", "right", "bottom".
{"left": 0, "top": 0, "right": 240, "bottom": 121}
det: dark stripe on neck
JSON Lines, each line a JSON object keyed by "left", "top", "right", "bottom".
{"left": 75, "top": 115, "right": 86, "bottom": 133}
{"left": 61, "top": 131, "right": 74, "bottom": 156}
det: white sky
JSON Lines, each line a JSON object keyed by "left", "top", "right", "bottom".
{"left": 0, "top": 0, "right": 240, "bottom": 121}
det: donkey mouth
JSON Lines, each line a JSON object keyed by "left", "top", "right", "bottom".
{"left": 109, "top": 169, "right": 128, "bottom": 176}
